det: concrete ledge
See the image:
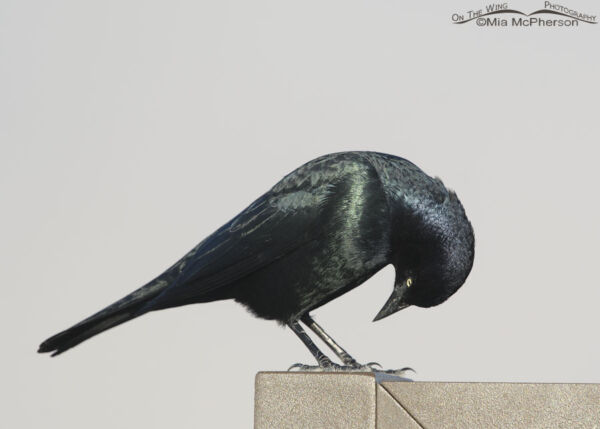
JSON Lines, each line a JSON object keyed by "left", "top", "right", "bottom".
{"left": 254, "top": 372, "right": 600, "bottom": 428}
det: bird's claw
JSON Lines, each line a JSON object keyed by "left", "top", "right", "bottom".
{"left": 364, "top": 361, "right": 383, "bottom": 370}
{"left": 288, "top": 363, "right": 315, "bottom": 371}
{"left": 378, "top": 366, "right": 415, "bottom": 376}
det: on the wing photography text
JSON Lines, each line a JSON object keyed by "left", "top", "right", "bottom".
{"left": 451, "top": 1, "right": 597, "bottom": 27}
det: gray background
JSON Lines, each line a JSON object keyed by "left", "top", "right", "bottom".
{"left": 2, "top": 1, "right": 599, "bottom": 428}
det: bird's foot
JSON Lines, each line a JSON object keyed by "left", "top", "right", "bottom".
{"left": 287, "top": 362, "right": 374, "bottom": 372}
{"left": 340, "top": 361, "right": 414, "bottom": 376}
{"left": 288, "top": 362, "right": 340, "bottom": 371}
{"left": 287, "top": 361, "right": 415, "bottom": 376}
{"left": 288, "top": 356, "right": 346, "bottom": 372}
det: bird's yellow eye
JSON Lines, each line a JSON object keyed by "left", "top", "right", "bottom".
{"left": 406, "top": 277, "right": 413, "bottom": 287}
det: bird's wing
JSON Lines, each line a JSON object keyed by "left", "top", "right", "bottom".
{"left": 144, "top": 153, "right": 380, "bottom": 309}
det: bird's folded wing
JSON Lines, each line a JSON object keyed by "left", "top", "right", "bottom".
{"left": 144, "top": 184, "right": 334, "bottom": 307}
{"left": 142, "top": 153, "right": 381, "bottom": 309}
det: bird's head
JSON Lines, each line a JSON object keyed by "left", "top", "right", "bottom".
{"left": 374, "top": 190, "right": 475, "bottom": 321}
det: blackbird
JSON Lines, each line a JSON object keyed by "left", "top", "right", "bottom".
{"left": 39, "top": 151, "right": 474, "bottom": 369}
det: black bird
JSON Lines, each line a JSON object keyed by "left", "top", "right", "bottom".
{"left": 39, "top": 152, "right": 474, "bottom": 369}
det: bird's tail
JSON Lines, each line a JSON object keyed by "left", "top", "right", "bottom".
{"left": 38, "top": 278, "right": 168, "bottom": 356}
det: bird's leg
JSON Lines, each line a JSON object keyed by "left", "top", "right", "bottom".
{"left": 287, "top": 320, "right": 338, "bottom": 369}
{"left": 288, "top": 316, "right": 413, "bottom": 376}
{"left": 300, "top": 314, "right": 362, "bottom": 368}
{"left": 301, "top": 314, "right": 415, "bottom": 374}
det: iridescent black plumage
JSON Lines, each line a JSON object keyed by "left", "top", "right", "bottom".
{"left": 39, "top": 152, "right": 474, "bottom": 359}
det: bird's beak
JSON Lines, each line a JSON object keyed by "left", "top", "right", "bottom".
{"left": 373, "top": 284, "right": 410, "bottom": 322}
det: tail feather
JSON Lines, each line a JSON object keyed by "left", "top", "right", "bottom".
{"left": 38, "top": 278, "right": 168, "bottom": 356}
{"left": 38, "top": 302, "right": 149, "bottom": 356}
